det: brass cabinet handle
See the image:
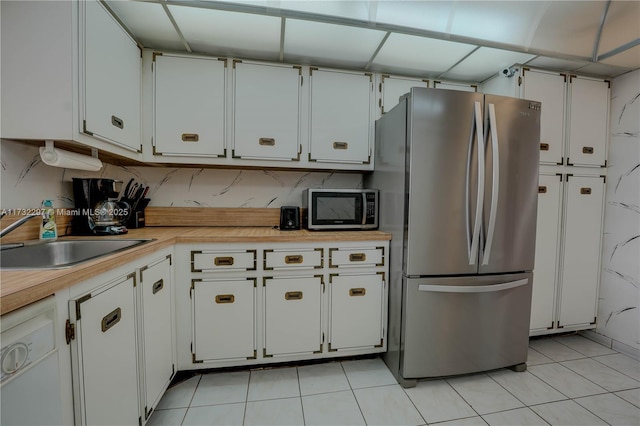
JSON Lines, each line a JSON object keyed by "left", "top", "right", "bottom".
{"left": 152, "top": 279, "right": 164, "bottom": 295}
{"left": 285, "top": 291, "right": 303, "bottom": 300}
{"left": 182, "top": 133, "right": 199, "bottom": 142}
{"left": 259, "top": 138, "right": 275, "bottom": 146}
{"left": 111, "top": 115, "right": 124, "bottom": 129}
{"left": 580, "top": 187, "right": 592, "bottom": 195}
{"left": 285, "top": 255, "right": 303, "bottom": 264}
{"left": 349, "top": 253, "right": 366, "bottom": 262}
{"left": 349, "top": 288, "right": 366, "bottom": 296}
{"left": 582, "top": 146, "right": 594, "bottom": 154}
{"left": 101, "top": 308, "right": 121, "bottom": 333}
{"left": 214, "top": 256, "right": 234, "bottom": 266}
{"left": 333, "top": 141, "right": 349, "bottom": 150}
{"left": 538, "top": 186, "right": 547, "bottom": 194}
{"left": 540, "top": 143, "right": 549, "bottom": 151}
{"left": 215, "top": 294, "right": 235, "bottom": 304}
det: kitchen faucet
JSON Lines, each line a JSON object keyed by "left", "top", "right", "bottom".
{"left": 0, "top": 213, "right": 41, "bottom": 238}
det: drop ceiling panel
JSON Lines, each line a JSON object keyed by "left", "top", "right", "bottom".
{"left": 445, "top": 47, "right": 536, "bottom": 82}
{"left": 283, "top": 19, "right": 386, "bottom": 68}
{"left": 574, "top": 62, "right": 632, "bottom": 79}
{"left": 525, "top": 57, "right": 588, "bottom": 72}
{"left": 598, "top": 45, "right": 640, "bottom": 70}
{"left": 372, "top": 33, "right": 476, "bottom": 76}
{"left": 105, "top": 1, "right": 184, "bottom": 51}
{"left": 530, "top": 1, "right": 607, "bottom": 58}
{"left": 597, "top": 1, "right": 640, "bottom": 55}
{"left": 374, "top": 1, "right": 453, "bottom": 33}
{"left": 448, "top": 1, "right": 551, "bottom": 48}
{"left": 168, "top": 6, "right": 281, "bottom": 60}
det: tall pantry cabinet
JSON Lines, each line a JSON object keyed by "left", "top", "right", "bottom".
{"left": 484, "top": 68, "right": 609, "bottom": 335}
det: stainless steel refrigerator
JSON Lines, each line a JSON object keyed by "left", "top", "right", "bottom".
{"left": 365, "top": 87, "right": 541, "bottom": 387}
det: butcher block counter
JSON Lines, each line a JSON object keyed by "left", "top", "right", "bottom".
{"left": 0, "top": 226, "right": 391, "bottom": 315}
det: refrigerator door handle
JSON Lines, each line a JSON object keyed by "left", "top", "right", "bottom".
{"left": 418, "top": 278, "right": 528, "bottom": 294}
{"left": 467, "top": 101, "right": 485, "bottom": 265}
{"left": 482, "top": 103, "right": 500, "bottom": 265}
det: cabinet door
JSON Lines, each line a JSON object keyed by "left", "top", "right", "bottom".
{"left": 83, "top": 0, "right": 141, "bottom": 152}
{"left": 521, "top": 69, "right": 566, "bottom": 165}
{"left": 559, "top": 175, "right": 605, "bottom": 327}
{"left": 154, "top": 55, "right": 226, "bottom": 157}
{"left": 309, "top": 69, "right": 372, "bottom": 164}
{"left": 193, "top": 279, "right": 256, "bottom": 361}
{"left": 72, "top": 275, "right": 139, "bottom": 425}
{"left": 432, "top": 81, "right": 478, "bottom": 92}
{"left": 264, "top": 276, "right": 322, "bottom": 356}
{"left": 380, "top": 75, "right": 429, "bottom": 114}
{"left": 567, "top": 77, "right": 609, "bottom": 167}
{"left": 233, "top": 62, "right": 301, "bottom": 160}
{"left": 140, "top": 256, "right": 173, "bottom": 419}
{"left": 530, "top": 174, "right": 563, "bottom": 332}
{"left": 329, "top": 273, "right": 384, "bottom": 350}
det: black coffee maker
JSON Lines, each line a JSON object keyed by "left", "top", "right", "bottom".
{"left": 72, "top": 178, "right": 130, "bottom": 235}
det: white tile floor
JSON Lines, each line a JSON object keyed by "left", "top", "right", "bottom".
{"left": 148, "top": 334, "right": 640, "bottom": 426}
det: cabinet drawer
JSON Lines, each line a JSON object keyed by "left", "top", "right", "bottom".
{"left": 264, "top": 248, "right": 323, "bottom": 270}
{"left": 329, "top": 247, "right": 384, "bottom": 267}
{"left": 191, "top": 250, "right": 256, "bottom": 272}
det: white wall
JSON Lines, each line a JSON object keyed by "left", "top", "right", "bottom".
{"left": 0, "top": 139, "right": 361, "bottom": 210}
{"left": 596, "top": 69, "right": 640, "bottom": 352}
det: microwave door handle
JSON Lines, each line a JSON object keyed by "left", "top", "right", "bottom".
{"left": 362, "top": 193, "right": 367, "bottom": 225}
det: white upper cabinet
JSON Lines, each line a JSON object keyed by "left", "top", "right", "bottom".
{"left": 379, "top": 75, "right": 429, "bottom": 114}
{"left": 233, "top": 61, "right": 301, "bottom": 161}
{"left": 153, "top": 54, "right": 226, "bottom": 157}
{"left": 521, "top": 69, "right": 566, "bottom": 165}
{"left": 83, "top": 0, "right": 141, "bottom": 153}
{"left": 567, "top": 76, "right": 610, "bottom": 167}
{"left": 308, "top": 68, "right": 373, "bottom": 164}
{"left": 432, "top": 81, "right": 478, "bottom": 92}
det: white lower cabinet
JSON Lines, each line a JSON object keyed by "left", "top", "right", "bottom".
{"left": 176, "top": 240, "right": 389, "bottom": 370}
{"left": 192, "top": 278, "right": 256, "bottom": 361}
{"left": 69, "top": 273, "right": 139, "bottom": 425}
{"left": 67, "top": 250, "right": 174, "bottom": 425}
{"left": 329, "top": 273, "right": 384, "bottom": 351}
{"left": 264, "top": 276, "right": 323, "bottom": 356}
{"left": 139, "top": 255, "right": 175, "bottom": 421}
{"left": 530, "top": 173, "right": 605, "bottom": 335}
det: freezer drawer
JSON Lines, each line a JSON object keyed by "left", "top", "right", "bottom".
{"left": 401, "top": 273, "right": 532, "bottom": 379}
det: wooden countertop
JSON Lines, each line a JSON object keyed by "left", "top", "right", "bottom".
{"left": 0, "top": 227, "right": 391, "bottom": 315}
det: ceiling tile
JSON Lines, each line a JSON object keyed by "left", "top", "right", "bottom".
{"left": 530, "top": 1, "right": 607, "bottom": 58}
{"left": 444, "top": 47, "right": 536, "bottom": 82}
{"left": 374, "top": 1, "right": 454, "bottom": 33}
{"left": 597, "top": 1, "right": 640, "bottom": 55}
{"left": 371, "top": 33, "right": 476, "bottom": 77}
{"left": 598, "top": 44, "right": 640, "bottom": 70}
{"left": 525, "top": 57, "right": 587, "bottom": 72}
{"left": 573, "top": 62, "right": 633, "bottom": 79}
{"left": 283, "top": 19, "right": 386, "bottom": 68}
{"left": 106, "top": 1, "right": 184, "bottom": 51}
{"left": 168, "top": 5, "right": 281, "bottom": 60}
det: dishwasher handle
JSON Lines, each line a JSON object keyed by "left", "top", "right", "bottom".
{"left": 418, "top": 278, "right": 528, "bottom": 294}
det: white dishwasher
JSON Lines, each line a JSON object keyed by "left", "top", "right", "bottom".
{"left": 1, "top": 296, "right": 63, "bottom": 425}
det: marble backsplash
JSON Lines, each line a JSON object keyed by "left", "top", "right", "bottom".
{"left": 597, "top": 69, "right": 640, "bottom": 352}
{"left": 0, "top": 140, "right": 362, "bottom": 210}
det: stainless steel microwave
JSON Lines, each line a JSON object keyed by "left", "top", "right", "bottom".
{"left": 303, "top": 189, "right": 379, "bottom": 230}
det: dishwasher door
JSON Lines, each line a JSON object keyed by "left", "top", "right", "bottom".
{"left": 401, "top": 272, "right": 532, "bottom": 379}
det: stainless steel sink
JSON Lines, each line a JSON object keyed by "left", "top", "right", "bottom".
{"left": 0, "top": 239, "right": 154, "bottom": 270}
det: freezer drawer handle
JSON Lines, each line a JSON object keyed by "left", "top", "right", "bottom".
{"left": 349, "top": 288, "right": 366, "bottom": 296}
{"left": 214, "top": 256, "right": 234, "bottom": 266}
{"left": 111, "top": 115, "right": 124, "bottom": 129}
{"left": 101, "top": 308, "right": 121, "bottom": 333}
{"left": 259, "top": 138, "right": 275, "bottom": 146}
{"left": 540, "top": 143, "right": 549, "bottom": 151}
{"left": 333, "top": 142, "right": 348, "bottom": 150}
{"left": 285, "top": 255, "right": 303, "bottom": 264}
{"left": 418, "top": 278, "right": 528, "bottom": 294}
{"left": 152, "top": 279, "right": 164, "bottom": 295}
{"left": 349, "top": 253, "right": 366, "bottom": 262}
{"left": 285, "top": 291, "right": 303, "bottom": 300}
{"left": 582, "top": 146, "right": 594, "bottom": 154}
{"left": 182, "top": 133, "right": 199, "bottom": 142}
{"left": 215, "top": 294, "right": 235, "bottom": 304}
